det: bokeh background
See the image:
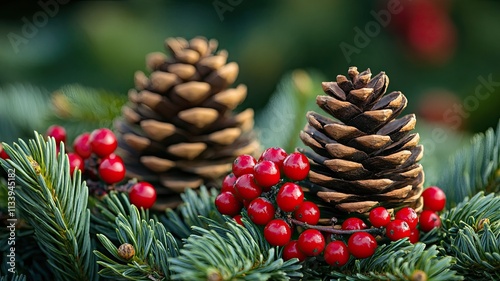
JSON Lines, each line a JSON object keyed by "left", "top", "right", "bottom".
{"left": 1, "top": 0, "right": 500, "bottom": 185}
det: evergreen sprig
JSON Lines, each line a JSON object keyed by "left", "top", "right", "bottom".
{"left": 440, "top": 192, "right": 500, "bottom": 280}
{"left": 304, "top": 239, "right": 462, "bottom": 281}
{"left": 437, "top": 119, "right": 500, "bottom": 207}
{"left": 94, "top": 192, "right": 179, "bottom": 281}
{"left": 159, "top": 186, "right": 224, "bottom": 240}
{"left": 0, "top": 274, "right": 26, "bottom": 281}
{"left": 169, "top": 217, "right": 302, "bottom": 281}
{"left": 0, "top": 133, "right": 97, "bottom": 281}
{"left": 46, "top": 84, "right": 128, "bottom": 142}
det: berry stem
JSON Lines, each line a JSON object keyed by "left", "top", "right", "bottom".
{"left": 290, "top": 218, "right": 385, "bottom": 236}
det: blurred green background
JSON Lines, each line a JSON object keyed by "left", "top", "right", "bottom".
{"left": 1, "top": 0, "right": 500, "bottom": 184}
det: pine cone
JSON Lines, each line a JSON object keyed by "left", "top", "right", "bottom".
{"left": 115, "top": 37, "right": 259, "bottom": 210}
{"left": 299, "top": 67, "right": 424, "bottom": 214}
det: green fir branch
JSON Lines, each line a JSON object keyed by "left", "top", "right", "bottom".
{"left": 94, "top": 192, "right": 179, "bottom": 281}
{"left": 437, "top": 119, "right": 500, "bottom": 207}
{"left": 46, "top": 84, "right": 128, "bottom": 142}
{"left": 255, "top": 69, "right": 325, "bottom": 152}
{"left": 318, "top": 240, "right": 462, "bottom": 281}
{"left": 440, "top": 192, "right": 500, "bottom": 280}
{"left": 0, "top": 133, "right": 97, "bottom": 281}
{"left": 159, "top": 186, "right": 224, "bottom": 240}
{"left": 169, "top": 216, "right": 302, "bottom": 281}
{"left": 0, "top": 274, "right": 26, "bottom": 281}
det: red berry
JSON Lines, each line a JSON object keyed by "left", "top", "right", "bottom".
{"left": 369, "top": 207, "right": 391, "bottom": 228}
{"left": 409, "top": 229, "right": 420, "bottom": 244}
{"left": 67, "top": 152, "right": 84, "bottom": 175}
{"left": 282, "top": 240, "right": 307, "bottom": 262}
{"left": 46, "top": 125, "right": 66, "bottom": 144}
{"left": 419, "top": 210, "right": 441, "bottom": 232}
{"left": 98, "top": 154, "right": 126, "bottom": 184}
{"left": 276, "top": 182, "right": 304, "bottom": 212}
{"left": 0, "top": 144, "right": 9, "bottom": 160}
{"left": 234, "top": 174, "right": 262, "bottom": 201}
{"left": 324, "top": 241, "right": 350, "bottom": 267}
{"left": 253, "top": 160, "right": 281, "bottom": 189}
{"left": 73, "top": 133, "right": 92, "bottom": 159}
{"left": 233, "top": 215, "right": 244, "bottom": 226}
{"left": 395, "top": 207, "right": 418, "bottom": 230}
{"left": 298, "top": 229, "right": 325, "bottom": 256}
{"left": 89, "top": 128, "right": 118, "bottom": 158}
{"left": 129, "top": 182, "right": 157, "bottom": 209}
{"left": 232, "top": 155, "right": 257, "bottom": 177}
{"left": 386, "top": 219, "right": 411, "bottom": 241}
{"left": 221, "top": 173, "right": 238, "bottom": 194}
{"left": 264, "top": 219, "right": 292, "bottom": 246}
{"left": 347, "top": 232, "right": 377, "bottom": 259}
{"left": 215, "top": 192, "right": 242, "bottom": 216}
{"left": 342, "top": 217, "right": 367, "bottom": 230}
{"left": 247, "top": 197, "right": 275, "bottom": 225}
{"left": 293, "top": 201, "right": 320, "bottom": 225}
{"left": 259, "top": 147, "right": 288, "bottom": 169}
{"left": 282, "top": 152, "right": 310, "bottom": 181}
{"left": 422, "top": 186, "right": 446, "bottom": 212}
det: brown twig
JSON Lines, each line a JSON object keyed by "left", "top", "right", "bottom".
{"left": 290, "top": 218, "right": 385, "bottom": 236}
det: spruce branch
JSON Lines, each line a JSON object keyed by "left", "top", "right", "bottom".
{"left": 46, "top": 84, "right": 127, "bottom": 142}
{"left": 0, "top": 274, "right": 26, "bottom": 281}
{"left": 94, "top": 192, "right": 179, "bottom": 281}
{"left": 437, "top": 119, "right": 500, "bottom": 207}
{"left": 440, "top": 192, "right": 500, "bottom": 280}
{"left": 315, "top": 240, "right": 462, "bottom": 281}
{"left": 169, "top": 216, "right": 302, "bottom": 281}
{"left": 159, "top": 186, "right": 224, "bottom": 240}
{"left": 0, "top": 133, "right": 97, "bottom": 281}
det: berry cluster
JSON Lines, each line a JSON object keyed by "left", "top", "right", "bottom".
{"left": 215, "top": 148, "right": 448, "bottom": 267}
{"left": 45, "top": 125, "right": 157, "bottom": 209}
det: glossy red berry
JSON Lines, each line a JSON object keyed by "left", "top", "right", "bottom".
{"left": 259, "top": 147, "right": 288, "bottom": 169}
{"left": 215, "top": 192, "right": 242, "bottom": 216}
{"left": 324, "top": 241, "right": 350, "bottom": 267}
{"left": 342, "top": 217, "right": 367, "bottom": 230}
{"left": 46, "top": 125, "right": 66, "bottom": 144}
{"left": 233, "top": 215, "right": 244, "bottom": 226}
{"left": 221, "top": 173, "right": 238, "bottom": 194}
{"left": 232, "top": 154, "right": 257, "bottom": 177}
{"left": 73, "top": 133, "right": 92, "bottom": 159}
{"left": 264, "top": 219, "right": 292, "bottom": 246}
{"left": 422, "top": 186, "right": 446, "bottom": 212}
{"left": 67, "top": 152, "right": 84, "bottom": 175}
{"left": 386, "top": 219, "right": 411, "bottom": 241}
{"left": 395, "top": 207, "right": 418, "bottom": 230}
{"left": 247, "top": 197, "right": 275, "bottom": 225}
{"left": 419, "top": 210, "right": 441, "bottom": 232}
{"left": 129, "top": 182, "right": 157, "bottom": 209}
{"left": 276, "top": 182, "right": 304, "bottom": 212}
{"left": 89, "top": 128, "right": 118, "bottom": 158}
{"left": 98, "top": 154, "right": 126, "bottom": 184}
{"left": 282, "top": 240, "right": 307, "bottom": 262}
{"left": 409, "top": 229, "right": 420, "bottom": 244}
{"left": 234, "top": 174, "right": 262, "bottom": 201}
{"left": 0, "top": 145, "right": 9, "bottom": 160}
{"left": 369, "top": 206, "right": 391, "bottom": 228}
{"left": 253, "top": 160, "right": 281, "bottom": 189}
{"left": 297, "top": 229, "right": 325, "bottom": 256}
{"left": 347, "top": 232, "right": 377, "bottom": 259}
{"left": 293, "top": 201, "right": 320, "bottom": 225}
{"left": 282, "top": 152, "right": 310, "bottom": 181}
